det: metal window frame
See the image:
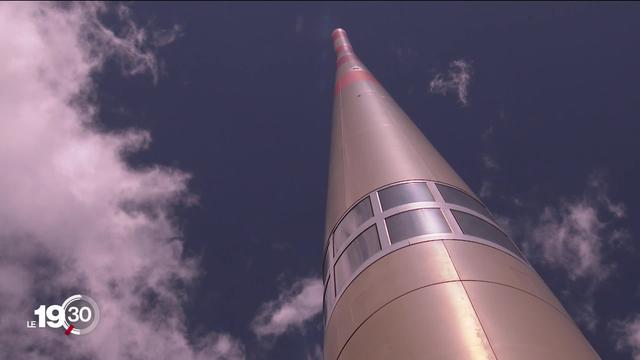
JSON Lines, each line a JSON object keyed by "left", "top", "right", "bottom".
{"left": 332, "top": 197, "right": 375, "bottom": 256}
{"left": 333, "top": 224, "right": 381, "bottom": 294}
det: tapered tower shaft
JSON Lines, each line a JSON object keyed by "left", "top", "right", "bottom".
{"left": 322, "top": 28, "right": 599, "bottom": 360}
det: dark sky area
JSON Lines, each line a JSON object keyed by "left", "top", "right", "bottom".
{"left": 93, "top": 3, "right": 639, "bottom": 359}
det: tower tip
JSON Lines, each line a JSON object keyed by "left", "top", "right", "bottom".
{"left": 332, "top": 28, "right": 347, "bottom": 40}
{"left": 331, "top": 28, "right": 353, "bottom": 58}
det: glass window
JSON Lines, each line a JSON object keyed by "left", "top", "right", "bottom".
{"left": 451, "top": 210, "right": 522, "bottom": 257}
{"left": 386, "top": 208, "right": 451, "bottom": 243}
{"left": 379, "top": 182, "right": 434, "bottom": 210}
{"left": 323, "top": 275, "right": 334, "bottom": 323}
{"left": 436, "top": 184, "right": 493, "bottom": 219}
{"left": 323, "top": 243, "right": 331, "bottom": 282}
{"left": 334, "top": 225, "right": 380, "bottom": 292}
{"left": 333, "top": 197, "right": 373, "bottom": 255}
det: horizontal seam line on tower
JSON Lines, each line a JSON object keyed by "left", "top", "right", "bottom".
{"left": 327, "top": 238, "right": 531, "bottom": 322}
{"left": 332, "top": 278, "right": 574, "bottom": 360}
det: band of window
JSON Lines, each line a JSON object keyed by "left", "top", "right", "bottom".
{"left": 323, "top": 180, "right": 525, "bottom": 323}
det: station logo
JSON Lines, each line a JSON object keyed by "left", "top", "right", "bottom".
{"left": 27, "top": 294, "right": 100, "bottom": 336}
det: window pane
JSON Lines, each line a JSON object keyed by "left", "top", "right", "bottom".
{"left": 323, "top": 275, "right": 334, "bottom": 323}
{"left": 334, "top": 225, "right": 380, "bottom": 292}
{"left": 379, "top": 182, "right": 434, "bottom": 210}
{"left": 323, "top": 241, "right": 331, "bottom": 282}
{"left": 333, "top": 197, "right": 373, "bottom": 254}
{"left": 386, "top": 208, "right": 451, "bottom": 243}
{"left": 451, "top": 210, "right": 522, "bottom": 257}
{"left": 436, "top": 184, "right": 493, "bottom": 219}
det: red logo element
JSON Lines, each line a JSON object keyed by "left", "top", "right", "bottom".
{"left": 64, "top": 325, "right": 74, "bottom": 336}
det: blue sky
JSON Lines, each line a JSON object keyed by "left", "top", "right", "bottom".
{"left": 1, "top": 2, "right": 639, "bottom": 359}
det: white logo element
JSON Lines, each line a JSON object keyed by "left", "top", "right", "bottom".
{"left": 27, "top": 294, "right": 100, "bottom": 335}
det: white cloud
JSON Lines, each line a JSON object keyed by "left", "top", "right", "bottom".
{"left": 575, "top": 302, "right": 598, "bottom": 333}
{"left": 524, "top": 174, "right": 625, "bottom": 282}
{"left": 528, "top": 202, "right": 610, "bottom": 281}
{"left": 612, "top": 315, "right": 640, "bottom": 360}
{"left": 429, "top": 59, "right": 472, "bottom": 106}
{"left": 306, "top": 344, "right": 323, "bottom": 360}
{"left": 589, "top": 175, "right": 626, "bottom": 219}
{"left": 80, "top": 2, "right": 180, "bottom": 82}
{"left": 193, "top": 333, "right": 246, "bottom": 360}
{"left": 0, "top": 3, "right": 242, "bottom": 359}
{"left": 519, "top": 172, "right": 629, "bottom": 332}
{"left": 251, "top": 277, "right": 323, "bottom": 338}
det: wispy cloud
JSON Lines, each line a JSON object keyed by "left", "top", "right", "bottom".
{"left": 481, "top": 123, "right": 495, "bottom": 142}
{"left": 251, "top": 277, "right": 323, "bottom": 338}
{"left": 193, "top": 333, "right": 246, "bottom": 360}
{"left": 429, "top": 59, "right": 472, "bottom": 106}
{"left": 524, "top": 174, "right": 626, "bottom": 282}
{"left": 517, "top": 172, "right": 629, "bottom": 332}
{"left": 611, "top": 315, "right": 640, "bottom": 360}
{"left": 0, "top": 3, "right": 242, "bottom": 359}
{"left": 479, "top": 180, "right": 493, "bottom": 199}
{"left": 306, "top": 344, "right": 323, "bottom": 360}
{"left": 481, "top": 154, "right": 500, "bottom": 170}
{"left": 81, "top": 3, "right": 182, "bottom": 82}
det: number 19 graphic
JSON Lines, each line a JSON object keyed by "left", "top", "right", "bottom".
{"left": 29, "top": 294, "right": 100, "bottom": 336}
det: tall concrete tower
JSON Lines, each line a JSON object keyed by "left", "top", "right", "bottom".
{"left": 322, "top": 28, "right": 599, "bottom": 360}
